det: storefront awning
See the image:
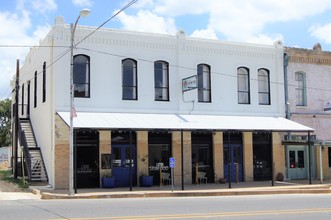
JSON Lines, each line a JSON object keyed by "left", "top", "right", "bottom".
{"left": 57, "top": 112, "right": 314, "bottom": 132}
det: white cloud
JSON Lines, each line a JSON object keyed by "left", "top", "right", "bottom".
{"left": 143, "top": 0, "right": 331, "bottom": 43}
{"left": 0, "top": 7, "right": 50, "bottom": 99}
{"left": 247, "top": 34, "right": 284, "bottom": 46}
{"left": 309, "top": 23, "right": 331, "bottom": 45}
{"left": 153, "top": 0, "right": 211, "bottom": 16}
{"left": 32, "top": 0, "right": 57, "bottom": 13}
{"left": 117, "top": 10, "right": 177, "bottom": 34}
{"left": 72, "top": 0, "right": 93, "bottom": 7}
{"left": 190, "top": 29, "right": 217, "bottom": 40}
{"left": 132, "top": 0, "right": 154, "bottom": 9}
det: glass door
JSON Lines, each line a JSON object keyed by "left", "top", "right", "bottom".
{"left": 111, "top": 145, "right": 137, "bottom": 187}
{"left": 288, "top": 148, "right": 307, "bottom": 179}
{"left": 224, "top": 144, "right": 243, "bottom": 182}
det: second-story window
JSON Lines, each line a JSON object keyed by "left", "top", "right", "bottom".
{"left": 122, "top": 59, "right": 137, "bottom": 100}
{"left": 154, "top": 61, "right": 169, "bottom": 101}
{"left": 197, "top": 64, "right": 211, "bottom": 103}
{"left": 73, "top": 55, "right": 90, "bottom": 98}
{"left": 42, "top": 62, "right": 46, "bottom": 103}
{"left": 258, "top": 68, "right": 270, "bottom": 105}
{"left": 237, "top": 67, "right": 250, "bottom": 104}
{"left": 34, "top": 71, "right": 37, "bottom": 108}
{"left": 295, "top": 72, "right": 306, "bottom": 106}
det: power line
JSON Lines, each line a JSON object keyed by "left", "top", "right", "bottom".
{"left": 4, "top": 0, "right": 138, "bottom": 98}
{"left": 75, "top": 0, "right": 138, "bottom": 47}
{"left": 79, "top": 47, "right": 331, "bottom": 94}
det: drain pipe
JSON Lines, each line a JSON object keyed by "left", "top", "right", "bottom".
{"left": 319, "top": 142, "right": 324, "bottom": 184}
{"left": 283, "top": 53, "right": 290, "bottom": 181}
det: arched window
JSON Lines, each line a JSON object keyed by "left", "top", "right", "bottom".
{"left": 34, "top": 71, "right": 37, "bottom": 108}
{"left": 154, "top": 61, "right": 169, "bottom": 101}
{"left": 197, "top": 64, "right": 211, "bottom": 103}
{"left": 258, "top": 68, "right": 270, "bottom": 105}
{"left": 73, "top": 55, "right": 90, "bottom": 98}
{"left": 295, "top": 72, "right": 306, "bottom": 106}
{"left": 237, "top": 67, "right": 250, "bottom": 104}
{"left": 42, "top": 62, "right": 46, "bottom": 102}
{"left": 122, "top": 59, "right": 137, "bottom": 100}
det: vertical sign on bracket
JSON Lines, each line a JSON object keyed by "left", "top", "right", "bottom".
{"left": 169, "top": 157, "right": 175, "bottom": 192}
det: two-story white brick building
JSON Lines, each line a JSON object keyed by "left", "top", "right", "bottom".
{"left": 14, "top": 17, "right": 312, "bottom": 190}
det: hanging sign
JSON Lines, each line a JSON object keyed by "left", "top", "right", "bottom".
{"left": 182, "top": 75, "right": 197, "bottom": 92}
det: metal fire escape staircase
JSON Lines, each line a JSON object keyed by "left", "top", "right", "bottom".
{"left": 19, "top": 118, "right": 48, "bottom": 183}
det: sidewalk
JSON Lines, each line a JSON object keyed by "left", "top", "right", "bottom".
{"left": 30, "top": 180, "right": 331, "bottom": 200}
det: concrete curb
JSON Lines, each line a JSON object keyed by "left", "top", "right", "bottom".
{"left": 36, "top": 186, "right": 331, "bottom": 200}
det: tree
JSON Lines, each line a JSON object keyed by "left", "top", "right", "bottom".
{"left": 0, "top": 99, "right": 11, "bottom": 147}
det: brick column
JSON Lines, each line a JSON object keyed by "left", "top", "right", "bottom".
{"left": 243, "top": 132, "right": 253, "bottom": 182}
{"left": 137, "top": 131, "right": 148, "bottom": 185}
{"left": 99, "top": 131, "right": 111, "bottom": 187}
{"left": 213, "top": 132, "right": 223, "bottom": 182}
{"left": 54, "top": 115, "right": 70, "bottom": 189}
{"left": 172, "top": 131, "right": 192, "bottom": 185}
{"left": 272, "top": 132, "right": 285, "bottom": 180}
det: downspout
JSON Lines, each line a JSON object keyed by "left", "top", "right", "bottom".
{"left": 283, "top": 53, "right": 290, "bottom": 120}
{"left": 283, "top": 53, "right": 290, "bottom": 180}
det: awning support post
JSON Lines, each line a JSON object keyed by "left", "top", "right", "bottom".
{"left": 271, "top": 132, "right": 274, "bottom": 186}
{"left": 181, "top": 130, "right": 184, "bottom": 190}
{"left": 129, "top": 130, "right": 133, "bottom": 191}
{"left": 308, "top": 131, "right": 312, "bottom": 185}
{"left": 227, "top": 132, "right": 232, "bottom": 189}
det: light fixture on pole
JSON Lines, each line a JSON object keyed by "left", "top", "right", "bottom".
{"left": 69, "top": 8, "right": 91, "bottom": 195}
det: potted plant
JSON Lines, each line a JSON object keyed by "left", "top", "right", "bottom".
{"left": 139, "top": 154, "right": 153, "bottom": 187}
{"left": 140, "top": 173, "right": 153, "bottom": 187}
{"left": 102, "top": 172, "right": 115, "bottom": 188}
{"left": 101, "top": 154, "right": 115, "bottom": 188}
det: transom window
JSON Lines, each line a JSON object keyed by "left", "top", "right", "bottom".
{"left": 258, "top": 68, "right": 270, "bottom": 105}
{"left": 197, "top": 64, "right": 211, "bottom": 103}
{"left": 295, "top": 72, "right": 306, "bottom": 106}
{"left": 122, "top": 59, "right": 137, "bottom": 100}
{"left": 154, "top": 61, "right": 169, "bottom": 101}
{"left": 73, "top": 55, "right": 90, "bottom": 98}
{"left": 237, "top": 67, "right": 250, "bottom": 104}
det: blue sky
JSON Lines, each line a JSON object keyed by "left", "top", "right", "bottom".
{"left": 1, "top": 0, "right": 331, "bottom": 100}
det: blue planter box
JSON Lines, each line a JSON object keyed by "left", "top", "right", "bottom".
{"left": 102, "top": 177, "right": 115, "bottom": 188}
{"left": 140, "top": 176, "right": 153, "bottom": 187}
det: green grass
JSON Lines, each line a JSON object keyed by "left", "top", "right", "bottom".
{"left": 0, "top": 170, "right": 29, "bottom": 189}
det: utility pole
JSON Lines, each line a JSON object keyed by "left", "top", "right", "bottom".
{"left": 14, "top": 59, "right": 19, "bottom": 179}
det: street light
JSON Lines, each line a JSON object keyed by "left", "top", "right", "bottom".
{"left": 69, "top": 8, "right": 91, "bottom": 195}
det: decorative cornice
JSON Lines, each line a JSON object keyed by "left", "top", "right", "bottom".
{"left": 285, "top": 46, "right": 331, "bottom": 65}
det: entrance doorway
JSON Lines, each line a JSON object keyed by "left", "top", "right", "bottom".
{"left": 224, "top": 144, "right": 243, "bottom": 182}
{"left": 111, "top": 145, "right": 137, "bottom": 187}
{"left": 75, "top": 130, "right": 99, "bottom": 188}
{"left": 191, "top": 132, "right": 214, "bottom": 184}
{"left": 253, "top": 132, "right": 272, "bottom": 181}
{"left": 288, "top": 147, "right": 307, "bottom": 179}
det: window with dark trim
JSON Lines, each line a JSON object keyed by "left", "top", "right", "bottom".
{"left": 237, "top": 67, "right": 250, "bottom": 104}
{"left": 27, "top": 81, "right": 30, "bottom": 115}
{"left": 122, "top": 58, "right": 137, "bottom": 100}
{"left": 21, "top": 83, "right": 24, "bottom": 115}
{"left": 42, "top": 62, "right": 46, "bottom": 102}
{"left": 34, "top": 71, "right": 37, "bottom": 108}
{"left": 295, "top": 72, "right": 306, "bottom": 106}
{"left": 258, "top": 68, "right": 270, "bottom": 105}
{"left": 154, "top": 61, "right": 169, "bottom": 101}
{"left": 197, "top": 64, "right": 211, "bottom": 103}
{"left": 73, "top": 55, "right": 90, "bottom": 98}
